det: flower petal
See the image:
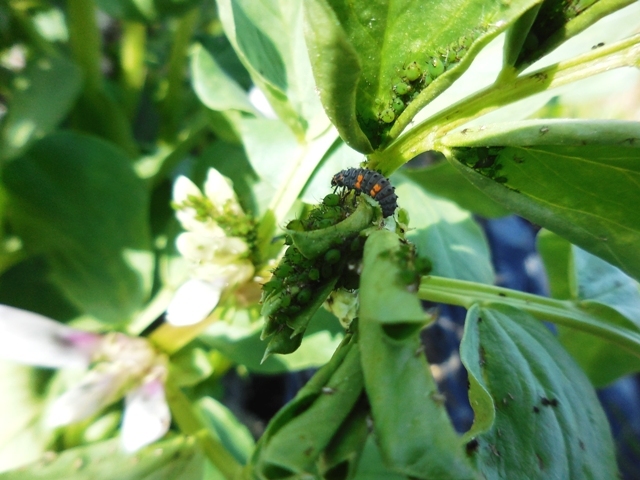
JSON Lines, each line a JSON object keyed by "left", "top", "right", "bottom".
{"left": 172, "top": 175, "right": 201, "bottom": 204}
{"left": 120, "top": 378, "right": 170, "bottom": 452}
{"left": 203, "top": 169, "right": 242, "bottom": 214}
{"left": 0, "top": 304, "right": 101, "bottom": 368}
{"left": 44, "top": 369, "right": 122, "bottom": 427}
{"left": 176, "top": 232, "right": 248, "bottom": 263}
{"left": 166, "top": 278, "right": 225, "bottom": 326}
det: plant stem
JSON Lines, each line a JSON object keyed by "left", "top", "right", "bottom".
{"left": 164, "top": 379, "right": 243, "bottom": 479}
{"left": 120, "top": 21, "right": 147, "bottom": 119}
{"left": 67, "top": 0, "right": 103, "bottom": 92}
{"left": 161, "top": 8, "right": 199, "bottom": 141}
{"left": 419, "top": 275, "right": 640, "bottom": 359}
{"left": 369, "top": 33, "right": 640, "bottom": 174}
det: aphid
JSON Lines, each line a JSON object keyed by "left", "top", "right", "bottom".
{"left": 379, "top": 108, "right": 395, "bottom": 123}
{"left": 331, "top": 168, "right": 398, "bottom": 217}
{"left": 428, "top": 57, "right": 445, "bottom": 77}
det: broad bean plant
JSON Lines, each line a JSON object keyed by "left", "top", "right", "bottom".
{"left": 0, "top": 0, "right": 639, "bottom": 479}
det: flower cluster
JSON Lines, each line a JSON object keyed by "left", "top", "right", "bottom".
{"left": 0, "top": 304, "right": 169, "bottom": 453}
{"left": 168, "top": 168, "right": 255, "bottom": 326}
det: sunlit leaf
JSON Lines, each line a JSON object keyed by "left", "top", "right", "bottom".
{"left": 304, "top": 0, "right": 540, "bottom": 150}
{"left": 444, "top": 119, "right": 640, "bottom": 282}
{"left": 394, "top": 177, "right": 495, "bottom": 284}
{"left": 460, "top": 304, "right": 617, "bottom": 479}
{"left": 217, "top": 0, "right": 330, "bottom": 140}
{"left": 190, "top": 42, "right": 256, "bottom": 114}
{"left": 0, "top": 55, "right": 82, "bottom": 162}
{"left": 359, "top": 230, "right": 477, "bottom": 479}
{"left": 3, "top": 132, "right": 153, "bottom": 324}
{"left": 538, "top": 230, "right": 640, "bottom": 386}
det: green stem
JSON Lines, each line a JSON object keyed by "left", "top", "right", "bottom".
{"left": 369, "top": 33, "right": 640, "bottom": 175}
{"left": 164, "top": 379, "right": 242, "bottom": 480}
{"left": 419, "top": 275, "right": 640, "bottom": 359}
{"left": 67, "top": 0, "right": 103, "bottom": 92}
{"left": 119, "top": 21, "right": 147, "bottom": 119}
{"left": 161, "top": 8, "right": 200, "bottom": 141}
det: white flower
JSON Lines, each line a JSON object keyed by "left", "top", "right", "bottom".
{"left": 168, "top": 168, "right": 255, "bottom": 326}
{"left": 0, "top": 304, "right": 170, "bottom": 452}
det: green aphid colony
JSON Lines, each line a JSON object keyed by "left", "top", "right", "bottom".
{"left": 260, "top": 193, "right": 367, "bottom": 357}
{"left": 376, "top": 33, "right": 477, "bottom": 128}
{"left": 378, "top": 241, "right": 433, "bottom": 292}
{"left": 456, "top": 146, "right": 508, "bottom": 184}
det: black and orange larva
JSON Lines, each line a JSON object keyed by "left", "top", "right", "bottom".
{"left": 331, "top": 168, "right": 398, "bottom": 218}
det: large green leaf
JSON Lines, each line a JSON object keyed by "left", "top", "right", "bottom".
{"left": 0, "top": 436, "right": 203, "bottom": 480}
{"left": 443, "top": 119, "right": 640, "bottom": 282}
{"left": 216, "top": 0, "right": 330, "bottom": 141}
{"left": 190, "top": 42, "right": 257, "bottom": 114}
{"left": 0, "top": 55, "right": 82, "bottom": 162}
{"left": 359, "top": 230, "right": 477, "bottom": 479}
{"left": 537, "top": 230, "right": 640, "bottom": 386}
{"left": 303, "top": 0, "right": 541, "bottom": 150}
{"left": 3, "top": 132, "right": 153, "bottom": 324}
{"left": 403, "top": 160, "right": 510, "bottom": 218}
{"left": 236, "top": 117, "right": 337, "bottom": 222}
{"left": 460, "top": 304, "right": 617, "bottom": 479}
{"left": 394, "top": 177, "right": 495, "bottom": 284}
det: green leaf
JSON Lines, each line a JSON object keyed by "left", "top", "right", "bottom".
{"left": 318, "top": 395, "right": 369, "bottom": 479}
{"left": 3, "top": 132, "right": 153, "bottom": 324}
{"left": 502, "top": 4, "right": 542, "bottom": 70}
{"left": 237, "top": 117, "right": 337, "bottom": 222}
{"left": 0, "top": 257, "right": 79, "bottom": 322}
{"left": 351, "top": 436, "right": 408, "bottom": 480}
{"left": 513, "top": 0, "right": 636, "bottom": 69}
{"left": 303, "top": 0, "right": 540, "bottom": 150}
{"left": 0, "top": 362, "right": 50, "bottom": 474}
{"left": 0, "top": 436, "right": 203, "bottom": 480}
{"left": 403, "top": 160, "right": 510, "bottom": 218}
{"left": 286, "top": 200, "right": 374, "bottom": 260}
{"left": 359, "top": 230, "right": 476, "bottom": 479}
{"left": 299, "top": 139, "right": 362, "bottom": 205}
{"left": 170, "top": 345, "right": 213, "bottom": 387}
{"left": 190, "top": 42, "right": 257, "bottom": 114}
{"left": 444, "top": 119, "right": 640, "bottom": 282}
{"left": 197, "top": 397, "right": 255, "bottom": 465}
{"left": 460, "top": 304, "right": 617, "bottom": 479}
{"left": 394, "top": 177, "right": 495, "bottom": 284}
{"left": 217, "top": 0, "right": 330, "bottom": 140}
{"left": 302, "top": 0, "right": 373, "bottom": 154}
{"left": 0, "top": 55, "right": 82, "bottom": 162}
{"left": 200, "top": 307, "right": 344, "bottom": 374}
{"left": 254, "top": 335, "right": 364, "bottom": 477}
{"left": 535, "top": 230, "right": 574, "bottom": 300}
{"left": 538, "top": 230, "right": 640, "bottom": 386}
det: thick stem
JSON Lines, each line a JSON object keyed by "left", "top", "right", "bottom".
{"left": 67, "top": 0, "right": 103, "bottom": 92}
{"left": 419, "top": 275, "right": 640, "bottom": 359}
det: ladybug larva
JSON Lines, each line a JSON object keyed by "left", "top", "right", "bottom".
{"left": 331, "top": 168, "right": 398, "bottom": 218}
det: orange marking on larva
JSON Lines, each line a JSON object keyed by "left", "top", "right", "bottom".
{"left": 354, "top": 174, "right": 364, "bottom": 189}
{"left": 369, "top": 184, "right": 382, "bottom": 197}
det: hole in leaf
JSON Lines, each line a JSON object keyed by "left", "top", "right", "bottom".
{"left": 382, "top": 323, "right": 421, "bottom": 340}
